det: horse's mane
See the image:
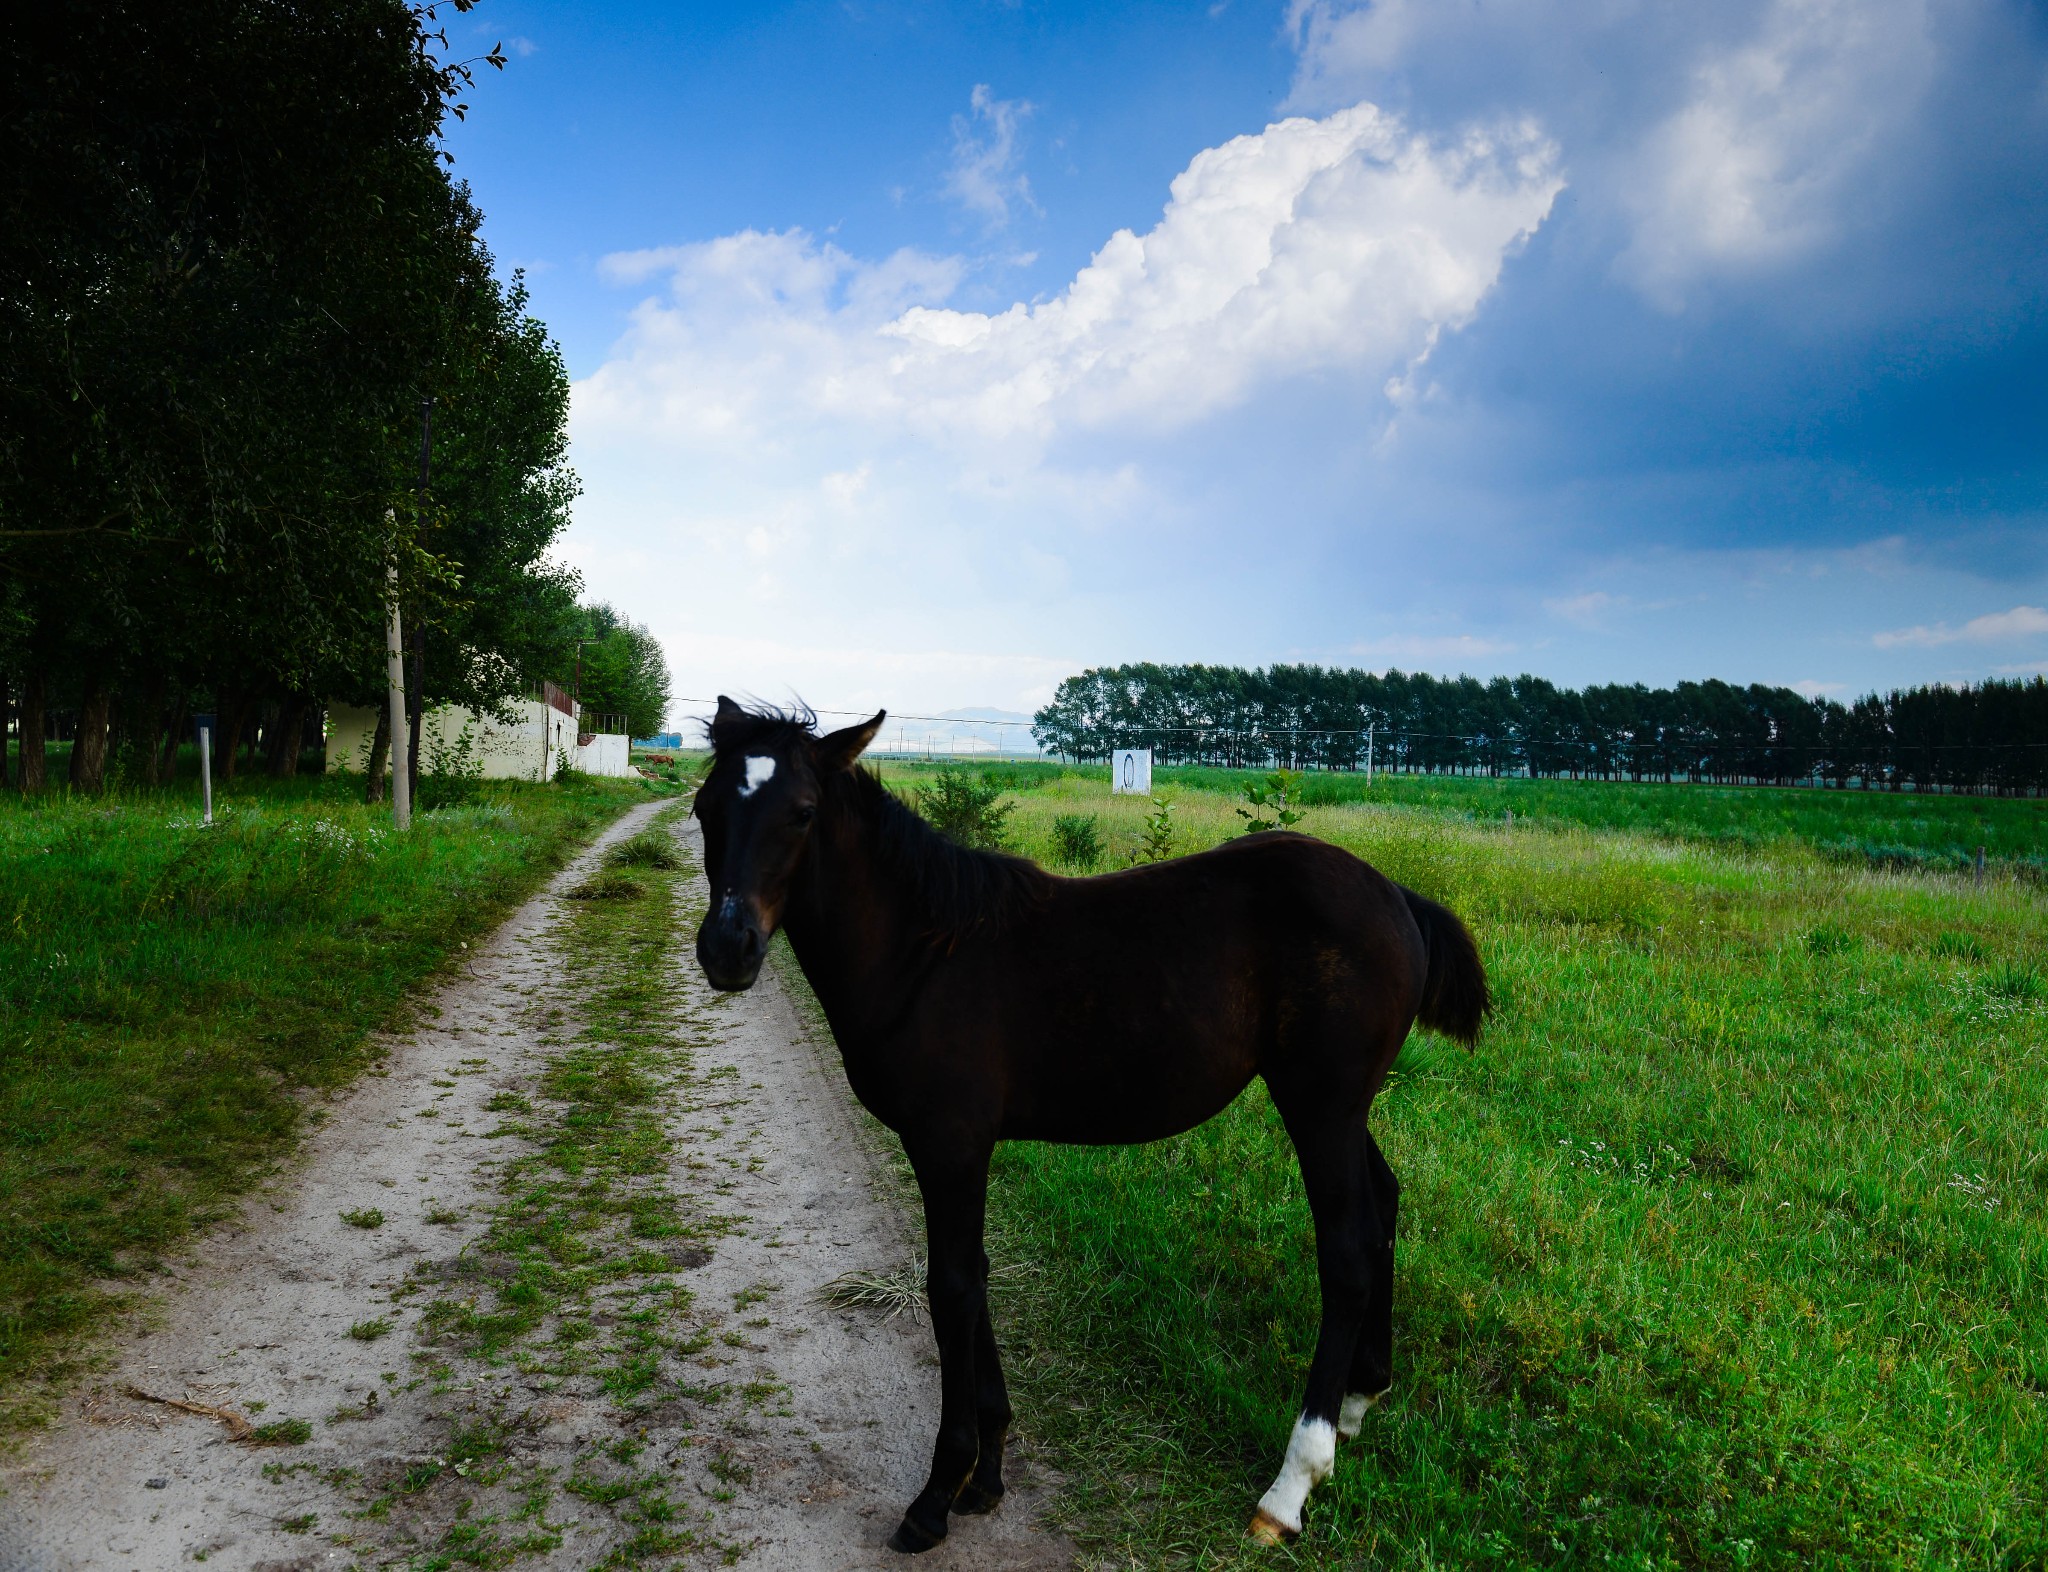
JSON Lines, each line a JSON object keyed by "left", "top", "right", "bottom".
{"left": 704, "top": 702, "right": 821, "bottom": 758}
{"left": 843, "top": 766, "right": 1053, "bottom": 942}
{"left": 705, "top": 702, "right": 1051, "bottom": 941}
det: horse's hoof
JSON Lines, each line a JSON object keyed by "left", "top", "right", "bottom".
{"left": 1247, "top": 1507, "right": 1299, "bottom": 1547}
{"left": 952, "top": 1479, "right": 1005, "bottom": 1515}
{"left": 888, "top": 1516, "right": 947, "bottom": 1554}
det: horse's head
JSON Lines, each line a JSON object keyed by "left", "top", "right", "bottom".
{"left": 691, "top": 696, "right": 883, "bottom": 991}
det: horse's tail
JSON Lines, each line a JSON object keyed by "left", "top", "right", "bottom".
{"left": 1399, "top": 886, "right": 1490, "bottom": 1046}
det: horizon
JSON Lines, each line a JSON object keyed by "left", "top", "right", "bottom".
{"left": 444, "top": 0, "right": 2048, "bottom": 726}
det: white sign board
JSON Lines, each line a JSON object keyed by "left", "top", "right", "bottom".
{"left": 1111, "top": 748, "right": 1152, "bottom": 796}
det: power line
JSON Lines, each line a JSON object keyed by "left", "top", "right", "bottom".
{"left": 672, "top": 698, "right": 2048, "bottom": 754}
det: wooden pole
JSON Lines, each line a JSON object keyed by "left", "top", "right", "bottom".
{"left": 386, "top": 542, "right": 411, "bottom": 831}
{"left": 199, "top": 725, "right": 213, "bottom": 826}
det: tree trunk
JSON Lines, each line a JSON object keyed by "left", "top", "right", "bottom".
{"left": 364, "top": 706, "right": 389, "bottom": 804}
{"left": 159, "top": 694, "right": 187, "bottom": 782}
{"left": 17, "top": 670, "right": 45, "bottom": 793}
{"left": 253, "top": 699, "right": 280, "bottom": 774}
{"left": 135, "top": 675, "right": 169, "bottom": 785}
{"left": 70, "top": 677, "right": 112, "bottom": 793}
{"left": 219, "top": 688, "right": 249, "bottom": 780}
{"left": 267, "top": 693, "right": 308, "bottom": 778}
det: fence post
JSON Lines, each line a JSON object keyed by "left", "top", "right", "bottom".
{"left": 1975, "top": 845, "right": 1986, "bottom": 889}
{"left": 199, "top": 724, "right": 213, "bottom": 827}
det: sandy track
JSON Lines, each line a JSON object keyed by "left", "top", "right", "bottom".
{"left": 0, "top": 805, "right": 1070, "bottom": 1571}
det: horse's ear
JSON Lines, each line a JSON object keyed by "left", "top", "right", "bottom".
{"left": 705, "top": 695, "right": 745, "bottom": 750}
{"left": 815, "top": 710, "right": 885, "bottom": 773}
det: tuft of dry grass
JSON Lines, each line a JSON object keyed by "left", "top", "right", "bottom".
{"left": 820, "top": 1256, "right": 931, "bottom": 1321}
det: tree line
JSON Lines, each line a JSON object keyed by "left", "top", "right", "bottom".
{"left": 1031, "top": 664, "right": 2048, "bottom": 796}
{"left": 0, "top": 0, "right": 666, "bottom": 795}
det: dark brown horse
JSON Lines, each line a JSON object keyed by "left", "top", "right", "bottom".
{"left": 691, "top": 701, "right": 1488, "bottom": 1552}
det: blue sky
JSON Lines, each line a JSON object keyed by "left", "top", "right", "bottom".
{"left": 442, "top": 0, "right": 2048, "bottom": 721}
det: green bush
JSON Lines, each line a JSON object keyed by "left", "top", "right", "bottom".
{"left": 915, "top": 769, "right": 1015, "bottom": 851}
{"left": 1132, "top": 795, "right": 1177, "bottom": 864}
{"left": 1050, "top": 813, "right": 1104, "bottom": 871}
{"left": 418, "top": 719, "right": 485, "bottom": 812}
{"left": 1235, "top": 769, "right": 1306, "bottom": 834}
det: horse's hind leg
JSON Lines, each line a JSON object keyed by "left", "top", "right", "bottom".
{"left": 1340, "top": 1131, "right": 1399, "bottom": 1439}
{"left": 1248, "top": 1111, "right": 1382, "bottom": 1545}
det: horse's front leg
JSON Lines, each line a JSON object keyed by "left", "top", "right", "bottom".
{"left": 889, "top": 1143, "right": 992, "bottom": 1554}
{"left": 951, "top": 1285, "right": 1012, "bottom": 1515}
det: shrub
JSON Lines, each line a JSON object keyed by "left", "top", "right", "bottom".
{"left": 1235, "top": 770, "right": 1305, "bottom": 835}
{"left": 1132, "top": 796, "right": 1177, "bottom": 864}
{"left": 418, "top": 719, "right": 484, "bottom": 811}
{"left": 915, "top": 769, "right": 1015, "bottom": 851}
{"left": 1050, "top": 814, "right": 1104, "bottom": 871}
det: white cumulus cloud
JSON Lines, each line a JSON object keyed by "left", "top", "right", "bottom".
{"left": 576, "top": 101, "right": 1562, "bottom": 451}
{"left": 1873, "top": 605, "right": 2048, "bottom": 648}
{"left": 1615, "top": 0, "right": 1939, "bottom": 303}
{"left": 945, "top": 85, "right": 1038, "bottom": 227}
{"left": 1285, "top": 0, "right": 1944, "bottom": 309}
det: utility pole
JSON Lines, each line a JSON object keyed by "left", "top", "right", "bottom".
{"left": 1366, "top": 723, "right": 1374, "bottom": 784}
{"left": 385, "top": 511, "right": 411, "bottom": 831}
{"left": 406, "top": 398, "right": 432, "bottom": 805}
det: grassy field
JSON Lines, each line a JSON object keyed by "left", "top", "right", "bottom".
{"left": 877, "top": 756, "right": 2048, "bottom": 876}
{"left": 863, "top": 763, "right": 2048, "bottom": 1569}
{"left": 0, "top": 769, "right": 660, "bottom": 1425}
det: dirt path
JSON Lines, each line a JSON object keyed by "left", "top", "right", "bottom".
{"left": 0, "top": 806, "right": 1070, "bottom": 1572}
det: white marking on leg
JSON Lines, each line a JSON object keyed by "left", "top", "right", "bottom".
{"left": 1255, "top": 1414, "right": 1336, "bottom": 1535}
{"left": 1337, "top": 1391, "right": 1380, "bottom": 1440}
{"left": 738, "top": 755, "right": 776, "bottom": 797}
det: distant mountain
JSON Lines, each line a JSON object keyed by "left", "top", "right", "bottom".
{"left": 934, "top": 707, "right": 1033, "bottom": 723}
{"left": 874, "top": 706, "right": 1046, "bottom": 758}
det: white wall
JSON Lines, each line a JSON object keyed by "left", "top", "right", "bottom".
{"left": 575, "top": 732, "right": 633, "bottom": 778}
{"left": 325, "top": 699, "right": 583, "bottom": 783}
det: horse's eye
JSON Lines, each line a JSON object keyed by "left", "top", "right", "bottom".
{"left": 793, "top": 804, "right": 817, "bottom": 826}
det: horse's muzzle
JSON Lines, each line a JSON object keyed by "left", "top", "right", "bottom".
{"left": 696, "top": 905, "right": 766, "bottom": 992}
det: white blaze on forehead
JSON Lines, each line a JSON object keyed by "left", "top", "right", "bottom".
{"left": 1256, "top": 1414, "right": 1337, "bottom": 1535}
{"left": 738, "top": 756, "right": 777, "bottom": 798}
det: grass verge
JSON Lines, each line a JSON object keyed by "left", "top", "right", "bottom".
{"left": 0, "top": 772, "right": 664, "bottom": 1427}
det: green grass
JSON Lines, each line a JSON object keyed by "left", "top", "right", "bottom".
{"left": 0, "top": 770, "right": 662, "bottom": 1423}
{"left": 844, "top": 764, "right": 2048, "bottom": 1569}
{"left": 867, "top": 756, "right": 2048, "bottom": 877}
